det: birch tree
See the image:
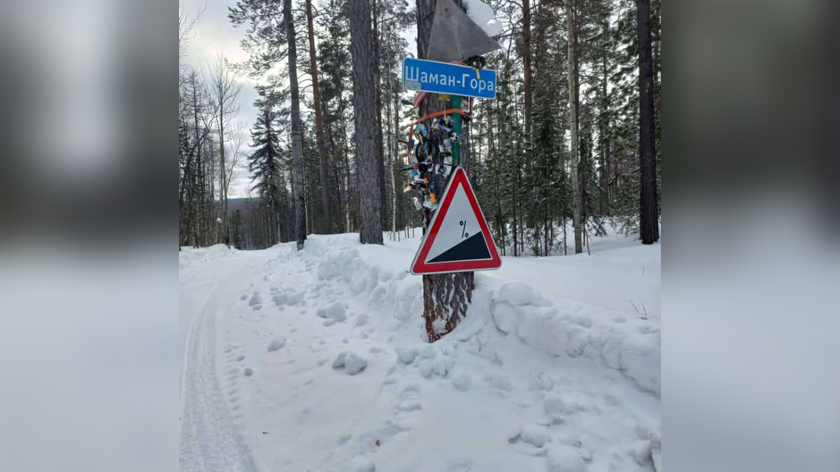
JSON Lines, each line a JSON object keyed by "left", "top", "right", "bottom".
{"left": 209, "top": 54, "right": 241, "bottom": 246}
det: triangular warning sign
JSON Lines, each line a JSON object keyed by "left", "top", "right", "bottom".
{"left": 410, "top": 167, "right": 502, "bottom": 275}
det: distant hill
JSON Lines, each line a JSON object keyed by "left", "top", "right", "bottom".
{"left": 227, "top": 198, "right": 260, "bottom": 212}
{"left": 215, "top": 198, "right": 261, "bottom": 213}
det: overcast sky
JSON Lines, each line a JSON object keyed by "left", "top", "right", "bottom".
{"left": 181, "top": 0, "right": 418, "bottom": 199}
{"left": 181, "top": 0, "right": 262, "bottom": 199}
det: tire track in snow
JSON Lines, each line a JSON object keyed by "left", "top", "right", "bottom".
{"left": 180, "top": 258, "right": 262, "bottom": 472}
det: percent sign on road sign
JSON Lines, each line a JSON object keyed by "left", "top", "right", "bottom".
{"left": 411, "top": 168, "right": 502, "bottom": 275}
{"left": 402, "top": 58, "right": 497, "bottom": 99}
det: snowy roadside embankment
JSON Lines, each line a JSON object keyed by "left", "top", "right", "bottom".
{"left": 490, "top": 283, "right": 661, "bottom": 396}
{"left": 314, "top": 234, "right": 661, "bottom": 396}
{"left": 308, "top": 233, "right": 660, "bottom": 471}
{"left": 179, "top": 243, "right": 238, "bottom": 270}
{"left": 180, "top": 231, "right": 660, "bottom": 472}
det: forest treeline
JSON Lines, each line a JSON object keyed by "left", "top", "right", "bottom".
{"left": 178, "top": 0, "right": 661, "bottom": 256}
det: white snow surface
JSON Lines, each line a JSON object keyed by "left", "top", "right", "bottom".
{"left": 179, "top": 231, "right": 660, "bottom": 472}
{"left": 179, "top": 243, "right": 236, "bottom": 269}
{"left": 463, "top": 0, "right": 503, "bottom": 37}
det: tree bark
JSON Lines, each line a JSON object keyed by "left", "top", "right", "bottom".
{"left": 636, "top": 0, "right": 659, "bottom": 244}
{"left": 416, "top": 0, "right": 473, "bottom": 343}
{"left": 217, "top": 113, "right": 228, "bottom": 246}
{"left": 350, "top": 0, "right": 384, "bottom": 245}
{"left": 522, "top": 0, "right": 533, "bottom": 139}
{"left": 305, "top": 0, "right": 332, "bottom": 234}
{"left": 283, "top": 0, "right": 307, "bottom": 250}
{"left": 372, "top": 0, "right": 388, "bottom": 231}
{"left": 566, "top": 0, "right": 583, "bottom": 253}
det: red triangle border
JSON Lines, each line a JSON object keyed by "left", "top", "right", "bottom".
{"left": 410, "top": 167, "right": 502, "bottom": 275}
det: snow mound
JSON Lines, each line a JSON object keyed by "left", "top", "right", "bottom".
{"left": 490, "top": 284, "right": 661, "bottom": 396}
{"left": 286, "top": 290, "right": 306, "bottom": 306}
{"left": 498, "top": 283, "right": 541, "bottom": 306}
{"left": 316, "top": 302, "right": 347, "bottom": 322}
{"left": 179, "top": 244, "right": 235, "bottom": 269}
{"left": 396, "top": 347, "right": 418, "bottom": 364}
{"left": 267, "top": 338, "right": 286, "bottom": 352}
{"left": 316, "top": 242, "right": 422, "bottom": 325}
{"left": 332, "top": 352, "right": 368, "bottom": 375}
{"left": 519, "top": 424, "right": 550, "bottom": 448}
{"left": 546, "top": 446, "right": 586, "bottom": 472}
{"left": 451, "top": 373, "right": 472, "bottom": 391}
{"left": 543, "top": 394, "right": 566, "bottom": 421}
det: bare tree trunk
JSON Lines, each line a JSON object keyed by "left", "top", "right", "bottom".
{"left": 350, "top": 0, "right": 383, "bottom": 244}
{"left": 416, "top": 0, "right": 473, "bottom": 343}
{"left": 390, "top": 91, "right": 400, "bottom": 238}
{"left": 522, "top": 0, "right": 532, "bottom": 138}
{"left": 599, "top": 21, "right": 611, "bottom": 217}
{"left": 566, "top": 0, "right": 583, "bottom": 254}
{"left": 189, "top": 73, "right": 203, "bottom": 248}
{"left": 636, "top": 0, "right": 659, "bottom": 244}
{"left": 305, "top": 0, "right": 332, "bottom": 234}
{"left": 337, "top": 92, "right": 354, "bottom": 232}
{"left": 372, "top": 0, "right": 388, "bottom": 230}
{"left": 210, "top": 55, "right": 240, "bottom": 246}
{"left": 283, "top": 0, "right": 307, "bottom": 250}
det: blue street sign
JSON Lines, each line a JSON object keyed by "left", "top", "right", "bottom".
{"left": 402, "top": 58, "right": 497, "bottom": 99}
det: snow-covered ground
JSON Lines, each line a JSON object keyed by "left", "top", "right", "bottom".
{"left": 179, "top": 231, "right": 660, "bottom": 472}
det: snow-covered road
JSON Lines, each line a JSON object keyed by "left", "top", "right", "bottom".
{"left": 180, "top": 248, "right": 266, "bottom": 472}
{"left": 179, "top": 234, "right": 660, "bottom": 472}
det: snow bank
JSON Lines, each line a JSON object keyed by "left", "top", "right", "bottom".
{"left": 204, "top": 233, "right": 660, "bottom": 472}
{"left": 315, "top": 240, "right": 423, "bottom": 327}
{"left": 491, "top": 283, "right": 661, "bottom": 396}
{"left": 317, "top": 302, "right": 347, "bottom": 322}
{"left": 313, "top": 232, "right": 659, "bottom": 395}
{"left": 179, "top": 244, "right": 236, "bottom": 269}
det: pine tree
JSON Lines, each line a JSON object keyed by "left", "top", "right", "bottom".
{"left": 636, "top": 0, "right": 659, "bottom": 244}
{"left": 282, "top": 0, "right": 308, "bottom": 250}
{"left": 304, "top": 0, "right": 333, "bottom": 234}
{"left": 247, "top": 91, "right": 282, "bottom": 247}
{"left": 231, "top": 209, "right": 245, "bottom": 248}
{"left": 317, "top": 0, "right": 356, "bottom": 233}
{"left": 350, "top": 0, "right": 384, "bottom": 245}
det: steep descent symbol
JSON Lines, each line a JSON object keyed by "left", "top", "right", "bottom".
{"left": 410, "top": 167, "right": 502, "bottom": 275}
